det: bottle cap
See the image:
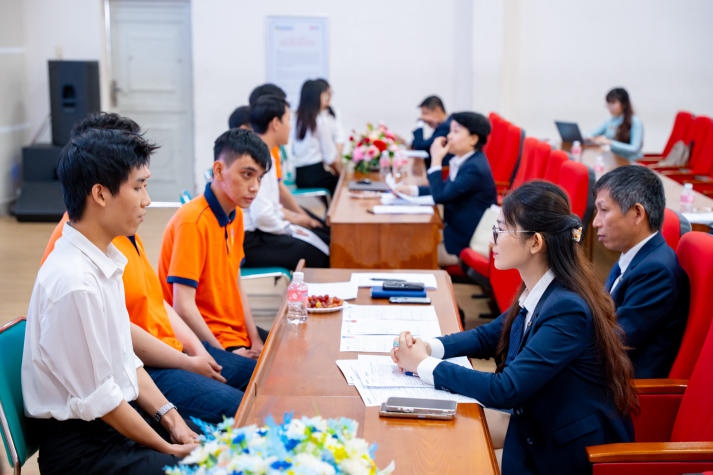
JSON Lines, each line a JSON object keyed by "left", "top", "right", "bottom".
{"left": 293, "top": 271, "right": 304, "bottom": 282}
{"left": 684, "top": 183, "right": 693, "bottom": 189}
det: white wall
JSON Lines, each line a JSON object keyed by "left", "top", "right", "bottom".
{"left": 4, "top": 0, "right": 713, "bottom": 212}
{"left": 191, "top": 0, "right": 472, "bottom": 183}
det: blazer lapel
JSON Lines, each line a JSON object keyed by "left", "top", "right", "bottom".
{"left": 518, "top": 281, "right": 559, "bottom": 351}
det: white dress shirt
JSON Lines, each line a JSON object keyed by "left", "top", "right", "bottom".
{"left": 243, "top": 155, "right": 291, "bottom": 234}
{"left": 417, "top": 269, "right": 555, "bottom": 385}
{"left": 22, "top": 223, "right": 142, "bottom": 421}
{"left": 290, "top": 111, "right": 339, "bottom": 168}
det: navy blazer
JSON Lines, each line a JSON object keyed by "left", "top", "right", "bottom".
{"left": 411, "top": 118, "right": 451, "bottom": 156}
{"left": 608, "top": 232, "right": 689, "bottom": 378}
{"left": 418, "top": 150, "right": 497, "bottom": 255}
{"left": 434, "top": 281, "right": 633, "bottom": 475}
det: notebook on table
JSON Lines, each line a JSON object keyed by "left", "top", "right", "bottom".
{"left": 348, "top": 179, "right": 389, "bottom": 192}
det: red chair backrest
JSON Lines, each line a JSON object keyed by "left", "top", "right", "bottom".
{"left": 685, "top": 116, "right": 713, "bottom": 172}
{"left": 668, "top": 231, "right": 713, "bottom": 380}
{"left": 661, "top": 208, "right": 691, "bottom": 250}
{"left": 490, "top": 123, "right": 523, "bottom": 189}
{"left": 510, "top": 136, "right": 538, "bottom": 190}
{"left": 661, "top": 111, "right": 694, "bottom": 156}
{"left": 557, "top": 160, "right": 592, "bottom": 220}
{"left": 544, "top": 149, "right": 568, "bottom": 183}
{"left": 484, "top": 113, "right": 506, "bottom": 166}
{"left": 531, "top": 140, "right": 552, "bottom": 180}
{"left": 671, "top": 245, "right": 713, "bottom": 441}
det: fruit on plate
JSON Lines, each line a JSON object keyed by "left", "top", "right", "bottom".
{"left": 307, "top": 294, "right": 344, "bottom": 309}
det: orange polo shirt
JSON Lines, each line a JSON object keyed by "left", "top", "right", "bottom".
{"left": 271, "top": 146, "right": 282, "bottom": 180}
{"left": 40, "top": 214, "right": 183, "bottom": 352}
{"left": 158, "top": 184, "right": 249, "bottom": 349}
{"left": 114, "top": 235, "right": 183, "bottom": 351}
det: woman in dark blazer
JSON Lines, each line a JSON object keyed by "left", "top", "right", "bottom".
{"left": 398, "top": 111, "right": 497, "bottom": 265}
{"left": 392, "top": 181, "right": 637, "bottom": 475}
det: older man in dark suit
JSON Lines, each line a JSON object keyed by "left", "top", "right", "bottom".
{"left": 593, "top": 165, "right": 689, "bottom": 378}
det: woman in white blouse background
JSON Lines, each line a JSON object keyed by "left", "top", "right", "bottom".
{"left": 291, "top": 78, "right": 343, "bottom": 195}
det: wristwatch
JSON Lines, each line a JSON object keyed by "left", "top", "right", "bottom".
{"left": 154, "top": 402, "right": 177, "bottom": 422}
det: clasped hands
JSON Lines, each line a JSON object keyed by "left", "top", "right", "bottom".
{"left": 390, "top": 331, "right": 431, "bottom": 374}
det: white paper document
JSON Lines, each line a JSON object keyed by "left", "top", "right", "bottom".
{"left": 371, "top": 205, "right": 434, "bottom": 215}
{"left": 349, "top": 272, "right": 438, "bottom": 289}
{"left": 682, "top": 211, "right": 713, "bottom": 225}
{"left": 380, "top": 193, "right": 435, "bottom": 206}
{"left": 306, "top": 282, "right": 359, "bottom": 300}
{"left": 337, "top": 355, "right": 481, "bottom": 407}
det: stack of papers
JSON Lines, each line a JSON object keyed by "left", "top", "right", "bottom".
{"left": 349, "top": 272, "right": 438, "bottom": 289}
{"left": 371, "top": 205, "right": 434, "bottom": 215}
{"left": 339, "top": 304, "right": 440, "bottom": 353}
{"left": 336, "top": 355, "right": 481, "bottom": 407}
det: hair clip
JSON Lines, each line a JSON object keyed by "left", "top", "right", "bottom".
{"left": 572, "top": 226, "right": 583, "bottom": 243}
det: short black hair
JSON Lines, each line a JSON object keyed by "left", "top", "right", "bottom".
{"left": 250, "top": 95, "right": 289, "bottom": 134}
{"left": 228, "top": 105, "right": 251, "bottom": 129}
{"left": 248, "top": 83, "right": 286, "bottom": 107}
{"left": 418, "top": 95, "right": 446, "bottom": 112}
{"left": 58, "top": 128, "right": 158, "bottom": 221}
{"left": 594, "top": 165, "right": 665, "bottom": 231}
{"left": 213, "top": 128, "right": 272, "bottom": 172}
{"left": 450, "top": 111, "right": 491, "bottom": 151}
{"left": 70, "top": 112, "right": 141, "bottom": 138}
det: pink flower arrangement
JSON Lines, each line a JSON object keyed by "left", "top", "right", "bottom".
{"left": 344, "top": 123, "right": 400, "bottom": 173}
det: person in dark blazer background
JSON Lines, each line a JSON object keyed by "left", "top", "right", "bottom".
{"left": 410, "top": 95, "right": 451, "bottom": 167}
{"left": 392, "top": 181, "right": 637, "bottom": 475}
{"left": 593, "top": 165, "right": 689, "bottom": 377}
{"left": 398, "top": 111, "right": 497, "bottom": 266}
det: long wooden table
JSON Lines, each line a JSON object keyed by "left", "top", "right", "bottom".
{"left": 327, "top": 161, "right": 443, "bottom": 269}
{"left": 234, "top": 268, "right": 499, "bottom": 474}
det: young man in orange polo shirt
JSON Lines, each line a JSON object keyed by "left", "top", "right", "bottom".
{"left": 159, "top": 128, "right": 272, "bottom": 359}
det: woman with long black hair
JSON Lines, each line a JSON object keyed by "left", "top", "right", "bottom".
{"left": 392, "top": 181, "right": 637, "bottom": 475}
{"left": 589, "top": 87, "right": 644, "bottom": 161}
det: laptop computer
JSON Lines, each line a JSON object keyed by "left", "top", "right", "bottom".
{"left": 554, "top": 121, "right": 592, "bottom": 144}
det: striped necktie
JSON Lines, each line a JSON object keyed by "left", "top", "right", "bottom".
{"left": 605, "top": 262, "right": 622, "bottom": 293}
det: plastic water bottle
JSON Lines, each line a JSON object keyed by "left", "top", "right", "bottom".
{"left": 286, "top": 271, "right": 308, "bottom": 324}
{"left": 680, "top": 183, "right": 695, "bottom": 214}
{"left": 571, "top": 140, "right": 582, "bottom": 162}
{"left": 593, "top": 155, "right": 606, "bottom": 180}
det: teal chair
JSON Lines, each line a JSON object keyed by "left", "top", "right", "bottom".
{"left": 0, "top": 317, "right": 38, "bottom": 474}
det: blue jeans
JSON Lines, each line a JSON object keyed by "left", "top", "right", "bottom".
{"left": 146, "top": 342, "right": 256, "bottom": 423}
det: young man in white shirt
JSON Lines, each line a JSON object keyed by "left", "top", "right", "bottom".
{"left": 243, "top": 95, "right": 331, "bottom": 269}
{"left": 22, "top": 128, "right": 198, "bottom": 474}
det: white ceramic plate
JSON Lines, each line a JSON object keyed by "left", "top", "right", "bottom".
{"left": 307, "top": 304, "right": 344, "bottom": 314}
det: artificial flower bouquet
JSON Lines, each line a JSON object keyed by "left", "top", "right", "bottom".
{"left": 164, "top": 414, "right": 395, "bottom": 475}
{"left": 344, "top": 123, "right": 400, "bottom": 173}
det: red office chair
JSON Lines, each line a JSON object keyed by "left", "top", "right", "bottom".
{"left": 492, "top": 123, "right": 524, "bottom": 196}
{"left": 638, "top": 111, "right": 694, "bottom": 164}
{"left": 668, "top": 231, "right": 713, "bottom": 379}
{"left": 587, "top": 284, "right": 713, "bottom": 474}
{"left": 508, "top": 136, "right": 538, "bottom": 192}
{"left": 652, "top": 116, "right": 712, "bottom": 173}
{"left": 660, "top": 208, "right": 691, "bottom": 251}
{"left": 557, "top": 160, "right": 594, "bottom": 223}
{"left": 543, "top": 149, "right": 568, "bottom": 183}
{"left": 662, "top": 118, "right": 713, "bottom": 183}
{"left": 484, "top": 113, "right": 506, "bottom": 169}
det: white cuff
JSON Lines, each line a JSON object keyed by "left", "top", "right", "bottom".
{"left": 69, "top": 378, "right": 124, "bottom": 421}
{"left": 416, "top": 356, "right": 442, "bottom": 386}
{"left": 427, "top": 338, "right": 445, "bottom": 359}
{"left": 427, "top": 165, "right": 442, "bottom": 174}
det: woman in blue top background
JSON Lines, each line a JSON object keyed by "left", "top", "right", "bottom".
{"left": 392, "top": 181, "right": 637, "bottom": 475}
{"left": 589, "top": 87, "right": 644, "bottom": 160}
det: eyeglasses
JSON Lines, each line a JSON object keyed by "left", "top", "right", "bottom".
{"left": 492, "top": 225, "right": 534, "bottom": 244}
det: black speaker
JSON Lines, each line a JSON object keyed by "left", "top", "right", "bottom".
{"left": 22, "top": 144, "right": 62, "bottom": 181}
{"left": 48, "top": 60, "right": 100, "bottom": 146}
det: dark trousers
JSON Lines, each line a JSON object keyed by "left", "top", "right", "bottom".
{"left": 243, "top": 229, "right": 330, "bottom": 269}
{"left": 296, "top": 162, "right": 339, "bottom": 196}
{"left": 145, "top": 341, "right": 256, "bottom": 424}
{"left": 36, "top": 418, "right": 178, "bottom": 475}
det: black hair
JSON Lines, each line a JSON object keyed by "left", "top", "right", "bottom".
{"left": 314, "top": 78, "right": 336, "bottom": 118}
{"left": 248, "top": 83, "right": 286, "bottom": 107}
{"left": 594, "top": 165, "right": 665, "bottom": 231}
{"left": 249, "top": 95, "right": 289, "bottom": 135}
{"left": 58, "top": 128, "right": 158, "bottom": 222}
{"left": 418, "top": 95, "right": 446, "bottom": 112}
{"left": 606, "top": 87, "right": 634, "bottom": 143}
{"left": 295, "top": 79, "right": 329, "bottom": 140}
{"left": 70, "top": 112, "right": 140, "bottom": 138}
{"left": 213, "top": 128, "right": 272, "bottom": 172}
{"left": 228, "top": 105, "right": 252, "bottom": 129}
{"left": 450, "top": 111, "right": 491, "bottom": 151}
